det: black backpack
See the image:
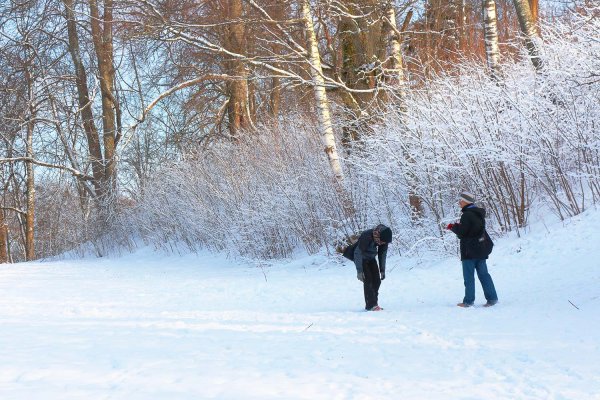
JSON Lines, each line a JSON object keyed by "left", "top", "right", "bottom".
{"left": 468, "top": 213, "right": 494, "bottom": 258}
{"left": 477, "top": 229, "right": 494, "bottom": 257}
{"left": 342, "top": 241, "right": 358, "bottom": 261}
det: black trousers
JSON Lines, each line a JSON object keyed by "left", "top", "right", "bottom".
{"left": 363, "top": 259, "right": 381, "bottom": 310}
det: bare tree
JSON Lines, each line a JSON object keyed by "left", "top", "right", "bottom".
{"left": 0, "top": 210, "right": 7, "bottom": 263}
{"left": 24, "top": 67, "right": 35, "bottom": 261}
{"left": 89, "top": 0, "right": 120, "bottom": 198}
{"left": 62, "top": 0, "right": 107, "bottom": 198}
{"left": 512, "top": 0, "right": 544, "bottom": 72}
{"left": 223, "top": 0, "right": 253, "bottom": 135}
{"left": 0, "top": 1, "right": 45, "bottom": 261}
{"left": 483, "top": 0, "right": 502, "bottom": 81}
{"left": 62, "top": 0, "right": 124, "bottom": 218}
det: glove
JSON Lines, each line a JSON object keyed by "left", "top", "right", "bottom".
{"left": 380, "top": 271, "right": 386, "bottom": 280}
{"left": 446, "top": 223, "right": 455, "bottom": 230}
{"left": 357, "top": 272, "right": 365, "bottom": 282}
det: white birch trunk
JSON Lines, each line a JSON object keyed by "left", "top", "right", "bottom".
{"left": 483, "top": 0, "right": 502, "bottom": 81}
{"left": 385, "top": 3, "right": 422, "bottom": 218}
{"left": 300, "top": 0, "right": 344, "bottom": 182}
{"left": 385, "top": 3, "right": 407, "bottom": 105}
{"left": 512, "top": 0, "right": 544, "bottom": 72}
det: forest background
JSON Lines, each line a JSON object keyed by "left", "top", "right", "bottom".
{"left": 0, "top": 0, "right": 598, "bottom": 262}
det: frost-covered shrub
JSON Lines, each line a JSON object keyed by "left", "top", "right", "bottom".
{"left": 130, "top": 9, "right": 599, "bottom": 259}
{"left": 353, "top": 8, "right": 600, "bottom": 236}
{"left": 131, "top": 119, "right": 364, "bottom": 258}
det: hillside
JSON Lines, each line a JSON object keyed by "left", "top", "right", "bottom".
{"left": 1, "top": 209, "right": 599, "bottom": 399}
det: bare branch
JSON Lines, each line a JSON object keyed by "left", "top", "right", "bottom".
{"left": 0, "top": 207, "right": 27, "bottom": 216}
{"left": 0, "top": 157, "right": 94, "bottom": 181}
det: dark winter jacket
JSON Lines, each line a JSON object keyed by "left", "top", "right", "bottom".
{"left": 353, "top": 229, "right": 388, "bottom": 273}
{"left": 450, "top": 204, "right": 488, "bottom": 260}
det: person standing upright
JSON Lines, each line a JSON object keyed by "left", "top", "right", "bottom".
{"left": 447, "top": 192, "right": 498, "bottom": 308}
{"left": 354, "top": 224, "right": 392, "bottom": 311}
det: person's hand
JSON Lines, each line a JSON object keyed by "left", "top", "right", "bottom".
{"left": 380, "top": 271, "right": 386, "bottom": 281}
{"left": 446, "top": 223, "right": 455, "bottom": 230}
{"left": 357, "top": 272, "right": 365, "bottom": 282}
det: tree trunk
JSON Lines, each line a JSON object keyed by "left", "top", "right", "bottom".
{"left": 225, "top": 0, "right": 251, "bottom": 136}
{"left": 0, "top": 210, "right": 8, "bottom": 263}
{"left": 459, "top": 0, "right": 468, "bottom": 52}
{"left": 483, "top": 0, "right": 502, "bottom": 81}
{"left": 384, "top": 3, "right": 422, "bottom": 219}
{"left": 385, "top": 3, "right": 407, "bottom": 106}
{"left": 301, "top": 0, "right": 344, "bottom": 182}
{"left": 270, "top": 76, "right": 281, "bottom": 118}
{"left": 512, "top": 0, "right": 544, "bottom": 72}
{"left": 63, "top": 0, "right": 105, "bottom": 197}
{"left": 23, "top": 65, "right": 36, "bottom": 261}
{"left": 25, "top": 144, "right": 34, "bottom": 261}
{"left": 269, "top": 3, "right": 284, "bottom": 119}
{"left": 89, "top": 0, "right": 118, "bottom": 200}
{"left": 528, "top": 0, "right": 539, "bottom": 25}
{"left": 337, "top": 10, "right": 364, "bottom": 143}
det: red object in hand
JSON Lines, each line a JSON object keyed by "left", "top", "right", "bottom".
{"left": 446, "top": 223, "right": 454, "bottom": 230}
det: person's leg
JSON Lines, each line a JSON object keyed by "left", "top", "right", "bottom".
{"left": 462, "top": 260, "right": 476, "bottom": 305}
{"left": 474, "top": 259, "right": 498, "bottom": 302}
{"left": 371, "top": 260, "right": 381, "bottom": 307}
{"left": 363, "top": 261, "right": 374, "bottom": 310}
{"left": 363, "top": 280, "right": 371, "bottom": 310}
{"left": 363, "top": 260, "right": 380, "bottom": 309}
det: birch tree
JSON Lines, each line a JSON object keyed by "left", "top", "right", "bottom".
{"left": 128, "top": 0, "right": 354, "bottom": 180}
{"left": 301, "top": 0, "right": 344, "bottom": 182}
{"left": 321, "top": 1, "right": 415, "bottom": 143}
{"left": 381, "top": 1, "right": 422, "bottom": 218}
{"left": 383, "top": 1, "right": 409, "bottom": 105}
{"left": 512, "top": 0, "right": 544, "bottom": 72}
{"left": 483, "top": 0, "right": 502, "bottom": 81}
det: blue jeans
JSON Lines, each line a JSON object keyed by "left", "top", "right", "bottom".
{"left": 462, "top": 259, "right": 498, "bottom": 305}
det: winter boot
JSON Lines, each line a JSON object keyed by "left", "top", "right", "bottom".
{"left": 457, "top": 302, "right": 473, "bottom": 308}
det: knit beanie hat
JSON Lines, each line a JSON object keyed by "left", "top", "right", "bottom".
{"left": 459, "top": 191, "right": 475, "bottom": 204}
{"left": 379, "top": 226, "right": 392, "bottom": 243}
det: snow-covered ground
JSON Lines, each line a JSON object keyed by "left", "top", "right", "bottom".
{"left": 1, "top": 210, "right": 599, "bottom": 400}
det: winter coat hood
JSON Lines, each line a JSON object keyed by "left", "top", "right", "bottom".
{"left": 462, "top": 204, "right": 486, "bottom": 219}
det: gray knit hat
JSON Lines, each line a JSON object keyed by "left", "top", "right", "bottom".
{"left": 459, "top": 191, "right": 475, "bottom": 204}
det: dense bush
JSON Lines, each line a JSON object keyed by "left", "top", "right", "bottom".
{"left": 128, "top": 11, "right": 599, "bottom": 259}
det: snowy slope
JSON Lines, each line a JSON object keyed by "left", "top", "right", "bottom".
{"left": 1, "top": 209, "right": 599, "bottom": 399}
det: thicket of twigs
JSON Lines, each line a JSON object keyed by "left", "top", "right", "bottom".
{"left": 123, "top": 12, "right": 599, "bottom": 259}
